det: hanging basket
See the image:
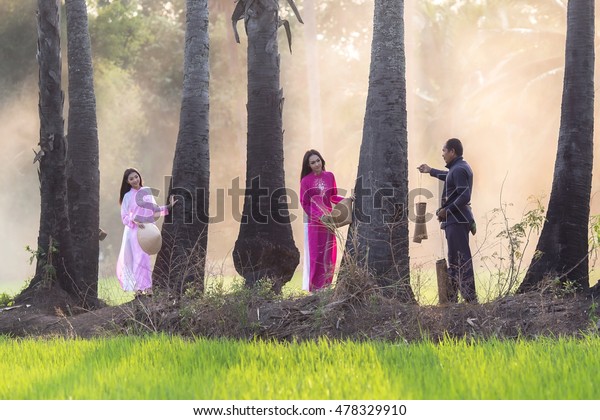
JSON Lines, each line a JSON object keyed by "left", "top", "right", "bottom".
{"left": 320, "top": 197, "right": 353, "bottom": 230}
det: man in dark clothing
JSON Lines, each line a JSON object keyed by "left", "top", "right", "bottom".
{"left": 418, "top": 138, "right": 477, "bottom": 303}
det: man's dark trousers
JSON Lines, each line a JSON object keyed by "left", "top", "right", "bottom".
{"left": 445, "top": 222, "right": 477, "bottom": 303}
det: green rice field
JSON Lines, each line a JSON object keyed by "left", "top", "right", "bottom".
{"left": 0, "top": 335, "right": 598, "bottom": 399}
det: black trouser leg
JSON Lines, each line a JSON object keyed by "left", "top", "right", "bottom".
{"left": 445, "top": 223, "right": 477, "bottom": 303}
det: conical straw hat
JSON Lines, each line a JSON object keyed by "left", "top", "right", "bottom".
{"left": 137, "top": 223, "right": 162, "bottom": 255}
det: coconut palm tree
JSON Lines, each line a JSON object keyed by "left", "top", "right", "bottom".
{"left": 231, "top": 0, "right": 302, "bottom": 292}
{"left": 65, "top": 0, "right": 100, "bottom": 308}
{"left": 518, "top": 0, "right": 594, "bottom": 293}
{"left": 16, "top": 0, "right": 80, "bottom": 308}
{"left": 343, "top": 0, "right": 415, "bottom": 302}
{"left": 153, "top": 0, "right": 210, "bottom": 296}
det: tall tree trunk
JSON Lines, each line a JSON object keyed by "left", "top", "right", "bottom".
{"left": 16, "top": 0, "right": 80, "bottom": 308}
{"left": 154, "top": 0, "right": 210, "bottom": 296}
{"left": 65, "top": 0, "right": 100, "bottom": 308}
{"left": 232, "top": 0, "right": 300, "bottom": 293}
{"left": 343, "top": 0, "right": 414, "bottom": 302}
{"left": 518, "top": 1, "right": 594, "bottom": 293}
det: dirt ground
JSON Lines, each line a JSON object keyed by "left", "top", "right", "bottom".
{"left": 1, "top": 282, "right": 599, "bottom": 341}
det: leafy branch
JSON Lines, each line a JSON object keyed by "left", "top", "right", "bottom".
{"left": 232, "top": 0, "right": 304, "bottom": 53}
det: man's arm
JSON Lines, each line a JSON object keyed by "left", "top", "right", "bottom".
{"left": 417, "top": 164, "right": 447, "bottom": 181}
{"left": 429, "top": 168, "right": 448, "bottom": 181}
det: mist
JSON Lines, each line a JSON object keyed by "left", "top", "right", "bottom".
{"left": 1, "top": 0, "right": 599, "bottom": 294}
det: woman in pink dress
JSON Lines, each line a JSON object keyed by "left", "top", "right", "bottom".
{"left": 116, "top": 168, "right": 174, "bottom": 297}
{"left": 300, "top": 150, "right": 349, "bottom": 292}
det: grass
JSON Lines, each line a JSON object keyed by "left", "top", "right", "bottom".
{"left": 4, "top": 264, "right": 599, "bottom": 308}
{"left": 0, "top": 335, "right": 598, "bottom": 399}
{"left": 98, "top": 277, "right": 134, "bottom": 305}
{"left": 97, "top": 271, "right": 307, "bottom": 306}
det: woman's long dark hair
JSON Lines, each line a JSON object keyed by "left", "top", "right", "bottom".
{"left": 119, "top": 168, "right": 143, "bottom": 204}
{"left": 300, "top": 149, "right": 326, "bottom": 180}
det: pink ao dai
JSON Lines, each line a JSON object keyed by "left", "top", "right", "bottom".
{"left": 300, "top": 171, "right": 344, "bottom": 292}
{"left": 116, "top": 187, "right": 168, "bottom": 292}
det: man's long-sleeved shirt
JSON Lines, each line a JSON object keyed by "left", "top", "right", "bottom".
{"left": 429, "top": 156, "right": 474, "bottom": 227}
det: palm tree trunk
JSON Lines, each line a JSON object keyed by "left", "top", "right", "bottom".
{"left": 16, "top": 0, "right": 79, "bottom": 308}
{"left": 65, "top": 0, "right": 100, "bottom": 308}
{"left": 343, "top": 0, "right": 414, "bottom": 302}
{"left": 233, "top": 0, "right": 300, "bottom": 293}
{"left": 518, "top": 1, "right": 594, "bottom": 293}
{"left": 154, "top": 0, "right": 210, "bottom": 296}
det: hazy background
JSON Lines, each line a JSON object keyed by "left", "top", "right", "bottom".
{"left": 1, "top": 0, "right": 599, "bottom": 294}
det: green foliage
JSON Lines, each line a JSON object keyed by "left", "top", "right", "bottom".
{"left": 592, "top": 215, "right": 600, "bottom": 244}
{"left": 587, "top": 298, "right": 599, "bottom": 331}
{"left": 480, "top": 196, "right": 545, "bottom": 298}
{"left": 0, "top": 292, "right": 13, "bottom": 307}
{"left": 552, "top": 277, "right": 579, "bottom": 298}
{"left": 25, "top": 245, "right": 39, "bottom": 266}
{"left": 25, "top": 241, "right": 59, "bottom": 286}
{"left": 89, "top": 0, "right": 184, "bottom": 101}
{"left": 0, "top": 335, "right": 599, "bottom": 399}
{"left": 589, "top": 215, "right": 600, "bottom": 270}
{"left": 0, "top": 0, "right": 37, "bottom": 101}
{"left": 90, "top": 1, "right": 151, "bottom": 70}
{"left": 495, "top": 200, "right": 546, "bottom": 255}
